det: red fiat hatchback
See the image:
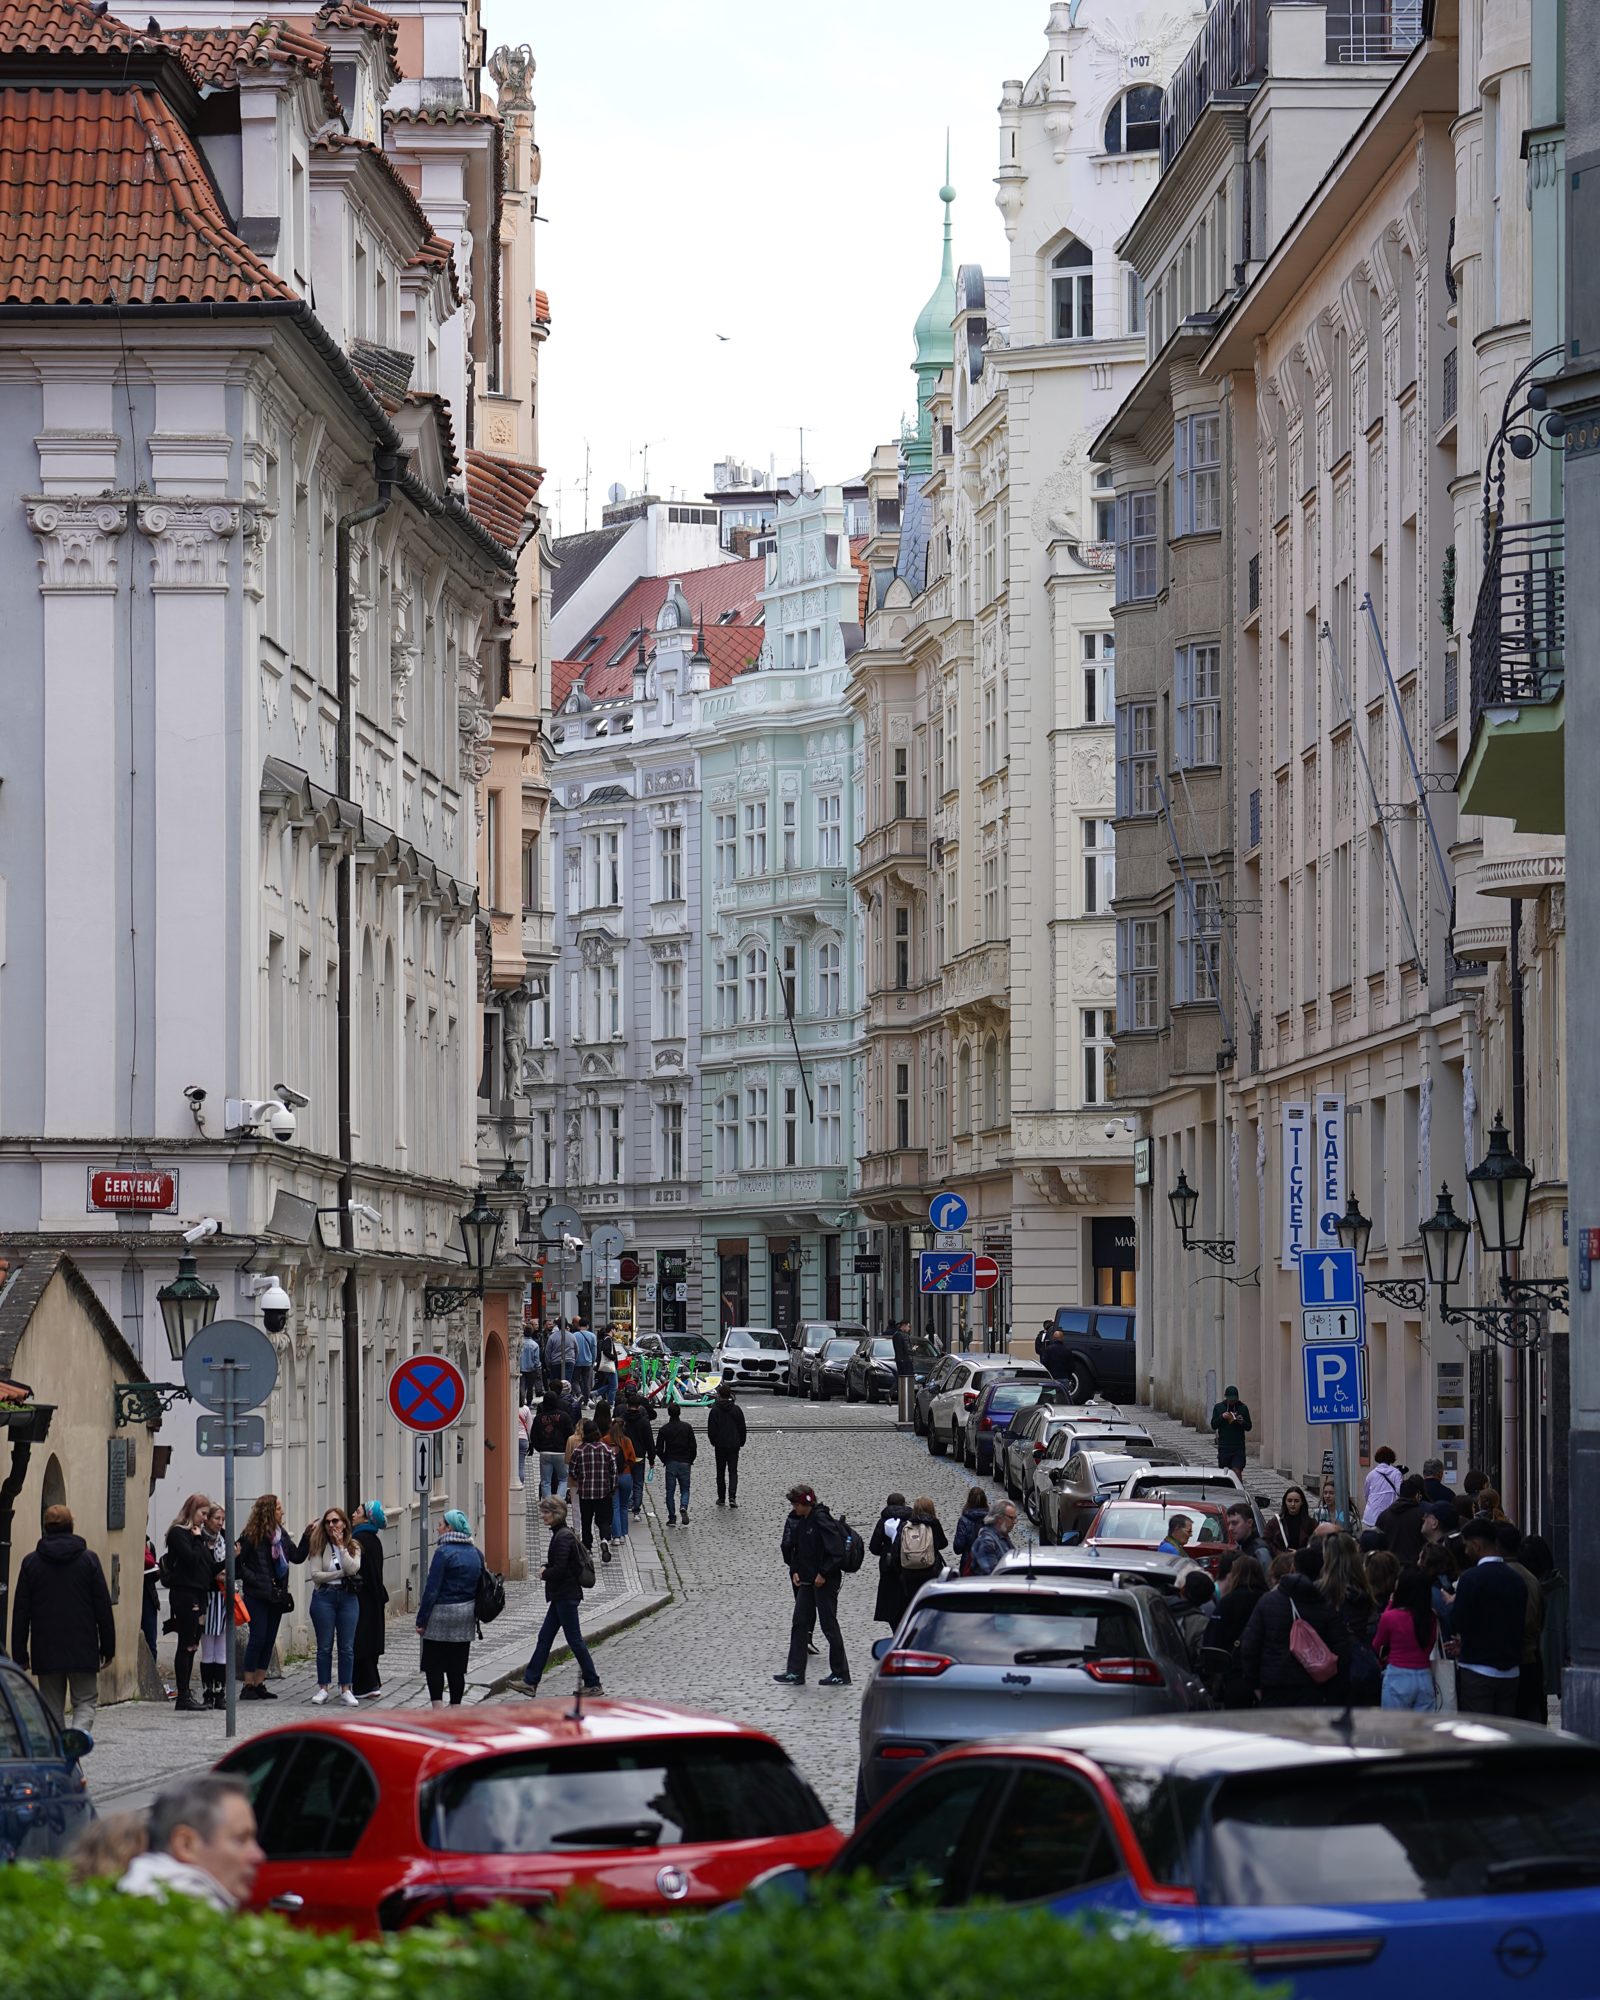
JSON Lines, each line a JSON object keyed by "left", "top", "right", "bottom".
{"left": 216, "top": 1700, "right": 841, "bottom": 1933}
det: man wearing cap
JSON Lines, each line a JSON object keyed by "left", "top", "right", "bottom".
{"left": 774, "top": 1485, "right": 850, "bottom": 1687}
{"left": 351, "top": 1501, "right": 389, "bottom": 1699}
{"left": 1210, "top": 1385, "right": 1252, "bottom": 1470}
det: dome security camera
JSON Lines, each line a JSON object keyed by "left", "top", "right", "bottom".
{"left": 259, "top": 1279, "right": 291, "bottom": 1334}
{"left": 266, "top": 1102, "right": 297, "bottom": 1144}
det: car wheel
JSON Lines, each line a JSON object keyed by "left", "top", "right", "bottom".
{"left": 1062, "top": 1364, "right": 1090, "bottom": 1401}
{"left": 866, "top": 1381, "right": 879, "bottom": 1405}
{"left": 913, "top": 1405, "right": 926, "bottom": 1436}
{"left": 927, "top": 1423, "right": 947, "bottom": 1457}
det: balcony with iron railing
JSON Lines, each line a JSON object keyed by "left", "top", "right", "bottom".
{"left": 1460, "top": 518, "right": 1565, "bottom": 833}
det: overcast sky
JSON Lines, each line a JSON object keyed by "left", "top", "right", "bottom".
{"left": 501, "top": 2, "right": 1038, "bottom": 533}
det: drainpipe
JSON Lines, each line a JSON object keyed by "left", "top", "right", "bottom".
{"left": 337, "top": 451, "right": 403, "bottom": 1517}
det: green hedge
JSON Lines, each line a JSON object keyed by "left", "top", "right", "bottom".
{"left": 0, "top": 1868, "right": 1267, "bottom": 2000}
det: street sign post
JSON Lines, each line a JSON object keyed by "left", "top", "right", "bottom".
{"left": 1303, "top": 1344, "right": 1364, "bottom": 1425}
{"left": 928, "top": 1192, "right": 969, "bottom": 1233}
{"left": 182, "top": 1319, "right": 278, "bottom": 1741}
{"left": 195, "top": 1414, "right": 264, "bottom": 1458}
{"left": 412, "top": 1436, "right": 432, "bottom": 1494}
{"left": 388, "top": 1354, "right": 467, "bottom": 1623}
{"left": 918, "top": 1249, "right": 976, "bottom": 1295}
{"left": 1295, "top": 1248, "right": 1364, "bottom": 1523}
{"left": 1297, "top": 1247, "right": 1360, "bottom": 1310}
{"left": 972, "top": 1254, "right": 1001, "bottom": 1292}
{"left": 1301, "top": 1308, "right": 1363, "bottom": 1344}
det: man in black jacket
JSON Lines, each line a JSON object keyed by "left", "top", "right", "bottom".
{"left": 1452, "top": 1517, "right": 1532, "bottom": 1716}
{"left": 12, "top": 1505, "right": 115, "bottom": 1734}
{"left": 1376, "top": 1475, "right": 1435, "bottom": 1564}
{"left": 1239, "top": 1546, "right": 1346, "bottom": 1706}
{"left": 774, "top": 1485, "right": 849, "bottom": 1686}
{"left": 706, "top": 1383, "right": 747, "bottom": 1507}
{"left": 658, "top": 1401, "right": 698, "bottom": 1526}
{"left": 621, "top": 1390, "right": 655, "bottom": 1522}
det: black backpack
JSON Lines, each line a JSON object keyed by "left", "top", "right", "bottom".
{"left": 818, "top": 1506, "right": 866, "bottom": 1575}
{"left": 474, "top": 1558, "right": 506, "bottom": 1625}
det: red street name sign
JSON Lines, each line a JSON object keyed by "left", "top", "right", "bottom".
{"left": 87, "top": 1169, "right": 178, "bottom": 1213}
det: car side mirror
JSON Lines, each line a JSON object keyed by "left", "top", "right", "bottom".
{"left": 871, "top": 1635, "right": 894, "bottom": 1661}
{"left": 1060, "top": 1531, "right": 1081, "bottom": 1546}
{"left": 60, "top": 1728, "right": 93, "bottom": 1761}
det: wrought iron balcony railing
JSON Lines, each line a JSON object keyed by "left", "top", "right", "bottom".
{"left": 1469, "top": 519, "right": 1564, "bottom": 733}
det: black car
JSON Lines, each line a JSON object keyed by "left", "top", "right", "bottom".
{"left": 1036, "top": 1307, "right": 1136, "bottom": 1401}
{"left": 786, "top": 1321, "right": 867, "bottom": 1396}
{"left": 799, "top": 1337, "right": 859, "bottom": 1400}
{"left": 0, "top": 1657, "right": 94, "bottom": 1861}
{"left": 845, "top": 1334, "right": 937, "bottom": 1405}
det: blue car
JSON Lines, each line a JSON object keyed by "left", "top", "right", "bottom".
{"left": 963, "top": 1377, "right": 1071, "bottom": 1476}
{"left": 803, "top": 1713, "right": 1600, "bottom": 1995}
{"left": 0, "top": 1656, "right": 94, "bottom": 1860}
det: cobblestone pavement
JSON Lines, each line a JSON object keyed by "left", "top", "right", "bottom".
{"left": 82, "top": 1386, "right": 1291, "bottom": 1825}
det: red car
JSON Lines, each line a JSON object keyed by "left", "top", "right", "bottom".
{"left": 1082, "top": 1496, "right": 1233, "bottom": 1577}
{"left": 216, "top": 1700, "right": 841, "bottom": 1934}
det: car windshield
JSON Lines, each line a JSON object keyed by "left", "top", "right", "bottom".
{"left": 423, "top": 1739, "right": 830, "bottom": 1854}
{"left": 901, "top": 1594, "right": 1143, "bottom": 1667}
{"left": 1132, "top": 1478, "right": 1238, "bottom": 1503}
{"left": 867, "top": 1339, "right": 896, "bottom": 1359}
{"left": 727, "top": 1331, "right": 785, "bottom": 1352}
{"left": 1207, "top": 1756, "right": 1600, "bottom": 1905}
{"left": 1094, "top": 1504, "right": 1224, "bottom": 1544}
{"left": 985, "top": 1383, "right": 1048, "bottom": 1414}
{"left": 821, "top": 1340, "right": 857, "bottom": 1361}
{"left": 1079, "top": 1456, "right": 1142, "bottom": 1486}
{"left": 663, "top": 1336, "right": 710, "bottom": 1356}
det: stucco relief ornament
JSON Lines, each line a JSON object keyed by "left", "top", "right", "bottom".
{"left": 241, "top": 505, "right": 274, "bottom": 598}
{"left": 26, "top": 497, "right": 129, "bottom": 591}
{"left": 138, "top": 500, "right": 241, "bottom": 589}
{"left": 457, "top": 686, "right": 494, "bottom": 783}
{"left": 488, "top": 43, "right": 535, "bottom": 107}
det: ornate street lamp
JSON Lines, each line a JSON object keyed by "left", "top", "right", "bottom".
{"left": 424, "top": 1188, "right": 506, "bottom": 1319}
{"left": 1167, "top": 1169, "right": 1235, "bottom": 1266}
{"left": 117, "top": 1250, "right": 218, "bottom": 1426}
{"left": 1419, "top": 1182, "right": 1542, "bottom": 1349}
{"left": 1466, "top": 1113, "right": 1532, "bottom": 1256}
{"left": 1334, "top": 1194, "right": 1428, "bottom": 1312}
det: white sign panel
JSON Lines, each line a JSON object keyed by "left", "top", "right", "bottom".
{"left": 1281, "top": 1102, "right": 1311, "bottom": 1270}
{"left": 1314, "top": 1092, "right": 1345, "bottom": 1249}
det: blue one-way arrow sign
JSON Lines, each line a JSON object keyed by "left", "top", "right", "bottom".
{"left": 1297, "top": 1246, "right": 1359, "bottom": 1311}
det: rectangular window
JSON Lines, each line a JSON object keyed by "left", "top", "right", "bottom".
{"left": 817, "top": 940, "right": 841, "bottom": 1017}
{"left": 817, "top": 1080, "right": 842, "bottom": 1165}
{"left": 582, "top": 828, "right": 621, "bottom": 909}
{"left": 744, "top": 1082, "right": 768, "bottom": 1167}
{"left": 1083, "top": 818, "right": 1115, "bottom": 913}
{"left": 982, "top": 854, "right": 1000, "bottom": 941}
{"left": 781, "top": 943, "right": 798, "bottom": 1018}
{"left": 1117, "top": 917, "right": 1161, "bottom": 1031}
{"left": 713, "top": 812, "right": 736, "bottom": 888}
{"left": 743, "top": 947, "right": 768, "bottom": 1021}
{"left": 1175, "top": 413, "right": 1222, "bottom": 536}
{"left": 1115, "top": 490, "right": 1159, "bottom": 601}
{"left": 656, "top": 956, "right": 683, "bottom": 1038}
{"left": 1082, "top": 1007, "right": 1115, "bottom": 1104}
{"left": 782, "top": 1085, "right": 799, "bottom": 1166}
{"left": 815, "top": 793, "right": 841, "bottom": 866}
{"left": 981, "top": 514, "right": 997, "bottom": 602}
{"left": 658, "top": 1100, "right": 684, "bottom": 1179}
{"left": 894, "top": 906, "right": 911, "bottom": 989}
{"left": 946, "top": 862, "right": 960, "bottom": 955}
{"left": 714, "top": 955, "right": 738, "bottom": 1029}
{"left": 892, "top": 746, "right": 909, "bottom": 819}
{"left": 780, "top": 798, "right": 798, "bottom": 870}
{"left": 1082, "top": 631, "right": 1115, "bottom": 723}
{"left": 741, "top": 801, "right": 767, "bottom": 876}
{"left": 933, "top": 881, "right": 946, "bottom": 965}
{"left": 932, "top": 720, "right": 946, "bottom": 798}
{"left": 981, "top": 682, "right": 998, "bottom": 774}
{"left": 1177, "top": 879, "right": 1223, "bottom": 1003}
{"left": 894, "top": 1062, "right": 911, "bottom": 1149}
{"left": 603, "top": 1104, "right": 624, "bottom": 1183}
{"left": 521, "top": 832, "right": 540, "bottom": 912}
{"left": 1053, "top": 264, "right": 1094, "bottom": 340}
{"left": 714, "top": 1092, "right": 739, "bottom": 1173}
{"left": 1175, "top": 643, "right": 1222, "bottom": 767}
{"left": 1116, "top": 701, "right": 1159, "bottom": 816}
{"left": 1126, "top": 267, "right": 1145, "bottom": 336}
{"left": 945, "top": 698, "right": 959, "bottom": 781}
{"left": 656, "top": 824, "right": 683, "bottom": 902}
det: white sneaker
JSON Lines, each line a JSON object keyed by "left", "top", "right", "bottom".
{"left": 311, "top": 1687, "right": 329, "bottom": 1705}
{"left": 340, "top": 1689, "right": 359, "bottom": 1708}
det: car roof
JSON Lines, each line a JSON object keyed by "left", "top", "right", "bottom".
{"left": 972, "top": 1712, "right": 1598, "bottom": 1780}
{"left": 911, "top": 1571, "right": 1145, "bottom": 1606}
{"left": 957, "top": 1354, "right": 1043, "bottom": 1372}
{"left": 996, "top": 1548, "right": 1196, "bottom": 1588}
{"left": 1128, "top": 1466, "right": 1244, "bottom": 1485}
{"left": 1097, "top": 1494, "right": 1227, "bottom": 1517}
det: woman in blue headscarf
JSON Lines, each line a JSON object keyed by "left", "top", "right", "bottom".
{"left": 416, "top": 1510, "right": 484, "bottom": 1707}
{"left": 351, "top": 1501, "right": 389, "bottom": 1699}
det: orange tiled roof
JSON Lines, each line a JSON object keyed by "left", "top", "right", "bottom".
{"left": 466, "top": 447, "right": 541, "bottom": 550}
{"left": 534, "top": 287, "right": 549, "bottom": 325}
{"left": 385, "top": 103, "right": 499, "bottom": 127}
{"left": 314, "top": 0, "right": 400, "bottom": 81}
{"left": 170, "top": 19, "right": 342, "bottom": 119}
{"left": 551, "top": 555, "right": 768, "bottom": 711}
{"left": 0, "top": 84, "right": 296, "bottom": 305}
{"left": 0, "top": 0, "right": 161, "bottom": 58}
{"left": 409, "top": 229, "right": 461, "bottom": 305}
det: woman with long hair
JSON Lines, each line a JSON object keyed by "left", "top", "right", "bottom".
{"left": 236, "top": 1494, "right": 309, "bottom": 1700}
{"left": 1375, "top": 1567, "right": 1439, "bottom": 1710}
{"left": 163, "top": 1493, "right": 219, "bottom": 1714}
{"left": 1266, "top": 1485, "right": 1314, "bottom": 1552}
{"left": 1318, "top": 1530, "right": 1379, "bottom": 1703}
{"left": 351, "top": 1502, "right": 389, "bottom": 1698}
{"left": 306, "top": 1504, "right": 362, "bottom": 1706}
{"left": 197, "top": 1503, "right": 231, "bottom": 1710}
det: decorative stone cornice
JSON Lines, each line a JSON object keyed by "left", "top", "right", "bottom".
{"left": 137, "top": 499, "right": 241, "bottom": 590}
{"left": 25, "top": 496, "right": 128, "bottom": 593}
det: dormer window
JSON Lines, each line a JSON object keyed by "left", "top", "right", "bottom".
{"left": 1051, "top": 239, "right": 1094, "bottom": 341}
{"left": 1104, "top": 86, "right": 1162, "bottom": 156}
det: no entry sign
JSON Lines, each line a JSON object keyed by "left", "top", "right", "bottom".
{"left": 388, "top": 1353, "right": 466, "bottom": 1433}
{"left": 972, "top": 1254, "right": 1001, "bottom": 1291}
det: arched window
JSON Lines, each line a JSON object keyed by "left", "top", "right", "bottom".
{"left": 955, "top": 1043, "right": 972, "bottom": 1134}
{"left": 742, "top": 942, "right": 768, "bottom": 1020}
{"left": 1051, "top": 238, "right": 1094, "bottom": 341}
{"left": 983, "top": 1037, "right": 1000, "bottom": 1129}
{"left": 1104, "top": 86, "right": 1162, "bottom": 156}
{"left": 817, "top": 938, "right": 841, "bottom": 1017}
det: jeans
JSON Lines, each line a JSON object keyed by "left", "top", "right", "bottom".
{"left": 523, "top": 1599, "right": 600, "bottom": 1690}
{"left": 1458, "top": 1666, "right": 1521, "bottom": 1716}
{"left": 539, "top": 1451, "right": 567, "bottom": 1500}
{"left": 787, "top": 1577, "right": 848, "bottom": 1680}
{"left": 36, "top": 1668, "right": 99, "bottom": 1736}
{"left": 665, "top": 1461, "right": 692, "bottom": 1521}
{"left": 242, "top": 1592, "right": 283, "bottom": 1673}
{"left": 613, "top": 1471, "right": 634, "bottom": 1538}
{"left": 715, "top": 1446, "right": 740, "bottom": 1503}
{"left": 578, "top": 1492, "right": 612, "bottom": 1550}
{"left": 310, "top": 1585, "right": 360, "bottom": 1688}
{"left": 1381, "top": 1666, "right": 1439, "bottom": 1711}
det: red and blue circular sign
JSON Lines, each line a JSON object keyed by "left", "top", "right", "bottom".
{"left": 387, "top": 1353, "right": 467, "bottom": 1433}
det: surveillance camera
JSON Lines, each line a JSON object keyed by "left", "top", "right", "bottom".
{"left": 273, "top": 1083, "right": 311, "bottom": 1110}
{"left": 183, "top": 1084, "right": 206, "bottom": 1105}
{"left": 350, "top": 1201, "right": 382, "bottom": 1227}
{"left": 266, "top": 1102, "right": 296, "bottom": 1144}
{"left": 1105, "top": 1122, "right": 1118, "bottom": 1140}
{"left": 181, "top": 1217, "right": 221, "bottom": 1245}
{"left": 259, "top": 1278, "right": 291, "bottom": 1334}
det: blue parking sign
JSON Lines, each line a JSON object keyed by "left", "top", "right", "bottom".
{"left": 1303, "top": 1344, "right": 1364, "bottom": 1425}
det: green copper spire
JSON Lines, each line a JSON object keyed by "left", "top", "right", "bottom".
{"left": 907, "top": 138, "right": 955, "bottom": 474}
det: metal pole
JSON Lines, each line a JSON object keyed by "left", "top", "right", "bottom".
{"left": 417, "top": 1438, "right": 429, "bottom": 1627}
{"left": 1332, "top": 1423, "right": 1351, "bottom": 1530}
{"left": 223, "top": 1361, "right": 238, "bottom": 1739}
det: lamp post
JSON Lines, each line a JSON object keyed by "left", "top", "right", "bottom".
{"left": 1333, "top": 1195, "right": 1428, "bottom": 1312}
{"left": 423, "top": 1188, "right": 506, "bottom": 1319}
{"left": 1418, "top": 1181, "right": 1544, "bottom": 1349}
{"left": 116, "top": 1250, "right": 219, "bottom": 1427}
{"left": 1167, "top": 1169, "right": 1236, "bottom": 1265}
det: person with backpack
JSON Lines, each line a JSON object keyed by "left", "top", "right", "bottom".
{"left": 774, "top": 1484, "right": 851, "bottom": 1687}
{"left": 415, "top": 1509, "right": 483, "bottom": 1708}
{"left": 952, "top": 1486, "right": 990, "bottom": 1575}
{"left": 569, "top": 1419, "right": 617, "bottom": 1564}
{"left": 530, "top": 1392, "right": 571, "bottom": 1500}
{"left": 520, "top": 1497, "right": 603, "bottom": 1697}
{"left": 870, "top": 1493, "right": 947, "bottom": 1629}
{"left": 707, "top": 1381, "right": 747, "bottom": 1507}
{"left": 1361, "top": 1446, "right": 1404, "bottom": 1528}
{"left": 1239, "top": 1544, "right": 1347, "bottom": 1706}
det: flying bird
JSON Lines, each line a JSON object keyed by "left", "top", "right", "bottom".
{"left": 714, "top": 333, "right": 731, "bottom": 342}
